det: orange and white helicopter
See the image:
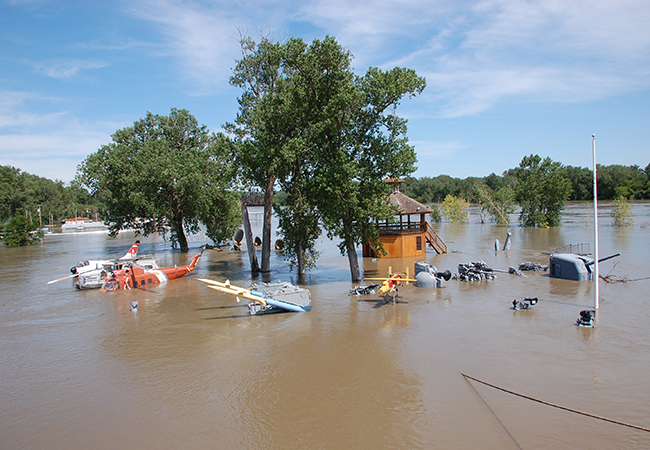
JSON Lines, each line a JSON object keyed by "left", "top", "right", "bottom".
{"left": 99, "top": 247, "right": 204, "bottom": 292}
{"left": 362, "top": 266, "right": 418, "bottom": 304}
{"left": 48, "top": 240, "right": 141, "bottom": 288}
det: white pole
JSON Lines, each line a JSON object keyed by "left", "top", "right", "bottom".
{"left": 592, "top": 134, "right": 599, "bottom": 310}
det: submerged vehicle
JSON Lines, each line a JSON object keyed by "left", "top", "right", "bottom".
{"left": 549, "top": 253, "right": 620, "bottom": 281}
{"left": 512, "top": 297, "right": 538, "bottom": 310}
{"left": 77, "top": 257, "right": 160, "bottom": 290}
{"left": 100, "top": 249, "right": 203, "bottom": 292}
{"left": 414, "top": 261, "right": 452, "bottom": 288}
{"left": 70, "top": 240, "right": 141, "bottom": 276}
{"left": 48, "top": 241, "right": 141, "bottom": 288}
{"left": 72, "top": 241, "right": 141, "bottom": 290}
{"left": 198, "top": 279, "right": 313, "bottom": 314}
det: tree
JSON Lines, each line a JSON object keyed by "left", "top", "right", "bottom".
{"left": 441, "top": 194, "right": 469, "bottom": 223}
{"left": 310, "top": 63, "right": 425, "bottom": 281}
{"left": 473, "top": 184, "right": 515, "bottom": 224}
{"left": 77, "top": 108, "right": 240, "bottom": 251}
{"left": 611, "top": 196, "right": 633, "bottom": 226}
{"left": 565, "top": 165, "right": 593, "bottom": 201}
{"left": 0, "top": 165, "right": 99, "bottom": 226}
{"left": 227, "top": 35, "right": 289, "bottom": 273}
{"left": 2, "top": 214, "right": 42, "bottom": 247}
{"left": 515, "top": 155, "right": 572, "bottom": 227}
{"left": 227, "top": 35, "right": 425, "bottom": 281}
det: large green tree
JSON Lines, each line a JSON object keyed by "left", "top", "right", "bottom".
{"left": 227, "top": 36, "right": 289, "bottom": 273}
{"left": 77, "top": 108, "right": 240, "bottom": 251}
{"left": 227, "top": 35, "right": 425, "bottom": 280}
{"left": 311, "top": 65, "right": 425, "bottom": 281}
{"left": 515, "top": 154, "right": 572, "bottom": 227}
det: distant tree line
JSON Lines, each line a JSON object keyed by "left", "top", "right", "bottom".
{"left": 3, "top": 154, "right": 647, "bottom": 247}
{"left": 403, "top": 162, "right": 650, "bottom": 204}
{"left": 0, "top": 165, "right": 97, "bottom": 226}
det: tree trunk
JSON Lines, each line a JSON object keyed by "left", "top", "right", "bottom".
{"left": 175, "top": 223, "right": 188, "bottom": 251}
{"left": 296, "top": 241, "right": 305, "bottom": 282}
{"left": 261, "top": 178, "right": 275, "bottom": 273}
{"left": 242, "top": 203, "right": 259, "bottom": 273}
{"left": 346, "top": 237, "right": 361, "bottom": 282}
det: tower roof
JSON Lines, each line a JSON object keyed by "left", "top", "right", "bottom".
{"left": 389, "top": 191, "right": 432, "bottom": 215}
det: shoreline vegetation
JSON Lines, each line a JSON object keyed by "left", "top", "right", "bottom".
{"left": 2, "top": 160, "right": 649, "bottom": 225}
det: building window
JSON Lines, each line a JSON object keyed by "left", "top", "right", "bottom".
{"left": 417, "top": 236, "right": 422, "bottom": 251}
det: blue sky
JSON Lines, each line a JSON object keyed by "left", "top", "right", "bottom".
{"left": 1, "top": 0, "right": 649, "bottom": 184}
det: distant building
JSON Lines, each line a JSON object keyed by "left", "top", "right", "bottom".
{"left": 363, "top": 178, "right": 446, "bottom": 258}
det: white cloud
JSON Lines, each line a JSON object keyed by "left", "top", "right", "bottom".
{"left": 127, "top": 0, "right": 260, "bottom": 93}
{"left": 0, "top": 90, "right": 119, "bottom": 183}
{"left": 401, "top": 0, "right": 650, "bottom": 116}
{"left": 295, "top": 0, "right": 650, "bottom": 116}
{"left": 29, "top": 60, "right": 109, "bottom": 80}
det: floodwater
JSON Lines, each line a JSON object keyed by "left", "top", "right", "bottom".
{"left": 1, "top": 202, "right": 650, "bottom": 449}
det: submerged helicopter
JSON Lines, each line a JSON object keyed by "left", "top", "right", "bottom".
{"left": 99, "top": 247, "right": 204, "bottom": 292}
{"left": 363, "top": 267, "right": 418, "bottom": 304}
{"left": 47, "top": 241, "right": 141, "bottom": 288}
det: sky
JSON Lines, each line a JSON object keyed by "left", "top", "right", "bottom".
{"left": 1, "top": 0, "right": 649, "bottom": 184}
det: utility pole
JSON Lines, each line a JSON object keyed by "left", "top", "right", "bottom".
{"left": 592, "top": 134, "right": 599, "bottom": 310}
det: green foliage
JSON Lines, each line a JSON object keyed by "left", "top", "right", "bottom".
{"left": 76, "top": 108, "right": 241, "bottom": 251}
{"left": 2, "top": 215, "right": 42, "bottom": 247}
{"left": 515, "top": 155, "right": 572, "bottom": 227}
{"left": 403, "top": 175, "right": 467, "bottom": 203}
{"left": 565, "top": 165, "right": 593, "bottom": 201}
{"left": 228, "top": 34, "right": 425, "bottom": 279}
{"left": 441, "top": 195, "right": 469, "bottom": 223}
{"left": 275, "top": 198, "right": 321, "bottom": 272}
{"left": 611, "top": 196, "right": 633, "bottom": 226}
{"left": 598, "top": 164, "right": 648, "bottom": 200}
{"left": 428, "top": 204, "right": 442, "bottom": 223}
{"left": 0, "top": 165, "right": 98, "bottom": 226}
{"left": 402, "top": 162, "right": 650, "bottom": 206}
{"left": 310, "top": 57, "right": 425, "bottom": 279}
{"left": 473, "top": 184, "right": 515, "bottom": 224}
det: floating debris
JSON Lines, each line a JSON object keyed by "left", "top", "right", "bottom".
{"left": 512, "top": 297, "right": 538, "bottom": 310}
{"left": 518, "top": 262, "right": 548, "bottom": 271}
{"left": 576, "top": 310, "right": 595, "bottom": 327}
{"left": 414, "top": 261, "right": 452, "bottom": 288}
{"left": 455, "top": 261, "right": 497, "bottom": 281}
{"left": 350, "top": 284, "right": 380, "bottom": 296}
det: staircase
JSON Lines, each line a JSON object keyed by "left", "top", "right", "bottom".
{"left": 425, "top": 222, "right": 447, "bottom": 254}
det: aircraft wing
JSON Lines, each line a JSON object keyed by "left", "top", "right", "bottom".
{"left": 198, "top": 278, "right": 267, "bottom": 305}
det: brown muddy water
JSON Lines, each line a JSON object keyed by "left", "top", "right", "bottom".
{"left": 1, "top": 202, "right": 650, "bottom": 449}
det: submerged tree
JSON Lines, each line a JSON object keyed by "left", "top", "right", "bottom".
{"left": 77, "top": 108, "right": 241, "bottom": 251}
{"left": 473, "top": 184, "right": 515, "bottom": 224}
{"left": 228, "top": 34, "right": 425, "bottom": 281}
{"left": 309, "top": 63, "right": 425, "bottom": 282}
{"left": 611, "top": 196, "right": 633, "bottom": 226}
{"left": 1, "top": 214, "right": 42, "bottom": 247}
{"left": 441, "top": 194, "right": 469, "bottom": 223}
{"left": 515, "top": 155, "right": 572, "bottom": 227}
{"left": 227, "top": 35, "right": 289, "bottom": 273}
